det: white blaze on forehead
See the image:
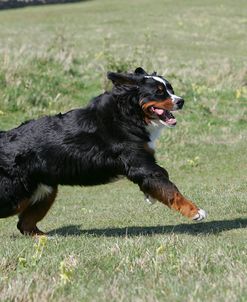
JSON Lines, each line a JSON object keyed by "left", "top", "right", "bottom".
{"left": 145, "top": 75, "right": 167, "bottom": 86}
{"left": 144, "top": 75, "right": 180, "bottom": 101}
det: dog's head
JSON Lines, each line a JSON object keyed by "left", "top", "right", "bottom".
{"left": 107, "top": 67, "right": 184, "bottom": 127}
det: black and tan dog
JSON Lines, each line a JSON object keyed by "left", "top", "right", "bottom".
{"left": 0, "top": 67, "right": 206, "bottom": 235}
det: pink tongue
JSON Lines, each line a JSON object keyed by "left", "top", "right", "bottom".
{"left": 151, "top": 107, "right": 177, "bottom": 125}
{"left": 152, "top": 108, "right": 164, "bottom": 115}
{"left": 166, "top": 118, "right": 177, "bottom": 125}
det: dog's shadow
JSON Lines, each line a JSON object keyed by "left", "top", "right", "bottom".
{"left": 49, "top": 217, "right": 247, "bottom": 237}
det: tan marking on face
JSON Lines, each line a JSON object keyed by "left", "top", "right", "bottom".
{"left": 141, "top": 98, "right": 174, "bottom": 123}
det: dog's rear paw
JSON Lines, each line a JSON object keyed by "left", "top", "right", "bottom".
{"left": 192, "top": 208, "right": 207, "bottom": 221}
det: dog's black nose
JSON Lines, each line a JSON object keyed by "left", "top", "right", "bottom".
{"left": 176, "top": 98, "right": 184, "bottom": 109}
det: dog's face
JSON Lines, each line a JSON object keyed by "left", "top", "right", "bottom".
{"left": 107, "top": 67, "right": 184, "bottom": 127}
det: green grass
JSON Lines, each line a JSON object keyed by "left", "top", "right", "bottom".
{"left": 0, "top": 0, "right": 247, "bottom": 301}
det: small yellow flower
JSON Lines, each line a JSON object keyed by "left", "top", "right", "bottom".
{"left": 18, "top": 257, "right": 27, "bottom": 268}
{"left": 236, "top": 88, "right": 241, "bottom": 99}
{"left": 236, "top": 87, "right": 247, "bottom": 99}
{"left": 156, "top": 244, "right": 165, "bottom": 255}
{"left": 59, "top": 256, "right": 78, "bottom": 285}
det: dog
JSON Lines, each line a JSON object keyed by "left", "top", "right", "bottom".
{"left": 0, "top": 67, "right": 206, "bottom": 235}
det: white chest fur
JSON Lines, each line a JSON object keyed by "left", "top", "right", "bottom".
{"left": 146, "top": 121, "right": 165, "bottom": 150}
{"left": 144, "top": 122, "right": 165, "bottom": 205}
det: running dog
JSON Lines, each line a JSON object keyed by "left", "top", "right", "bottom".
{"left": 0, "top": 67, "right": 206, "bottom": 235}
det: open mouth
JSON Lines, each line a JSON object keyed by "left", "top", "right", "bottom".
{"left": 150, "top": 106, "right": 177, "bottom": 126}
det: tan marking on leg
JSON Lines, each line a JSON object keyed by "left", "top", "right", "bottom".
{"left": 17, "top": 188, "right": 57, "bottom": 236}
{"left": 143, "top": 186, "right": 199, "bottom": 219}
{"left": 16, "top": 199, "right": 30, "bottom": 214}
{"left": 170, "top": 192, "right": 199, "bottom": 219}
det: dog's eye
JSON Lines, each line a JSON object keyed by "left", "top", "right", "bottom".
{"left": 156, "top": 85, "right": 164, "bottom": 94}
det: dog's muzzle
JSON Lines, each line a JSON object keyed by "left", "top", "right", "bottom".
{"left": 172, "top": 97, "right": 184, "bottom": 110}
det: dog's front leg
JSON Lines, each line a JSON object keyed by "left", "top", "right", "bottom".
{"left": 127, "top": 165, "right": 206, "bottom": 221}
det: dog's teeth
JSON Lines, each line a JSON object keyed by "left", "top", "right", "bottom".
{"left": 192, "top": 209, "right": 207, "bottom": 221}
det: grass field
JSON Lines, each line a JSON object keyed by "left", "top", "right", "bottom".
{"left": 0, "top": 0, "right": 247, "bottom": 301}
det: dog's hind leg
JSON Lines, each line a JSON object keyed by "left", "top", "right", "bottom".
{"left": 17, "top": 186, "right": 58, "bottom": 236}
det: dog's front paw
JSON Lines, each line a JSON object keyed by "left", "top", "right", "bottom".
{"left": 192, "top": 208, "right": 207, "bottom": 221}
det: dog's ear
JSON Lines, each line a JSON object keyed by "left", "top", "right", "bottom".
{"left": 134, "top": 67, "right": 148, "bottom": 75}
{"left": 107, "top": 72, "right": 140, "bottom": 86}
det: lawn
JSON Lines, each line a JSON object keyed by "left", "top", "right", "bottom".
{"left": 0, "top": 0, "right": 247, "bottom": 301}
